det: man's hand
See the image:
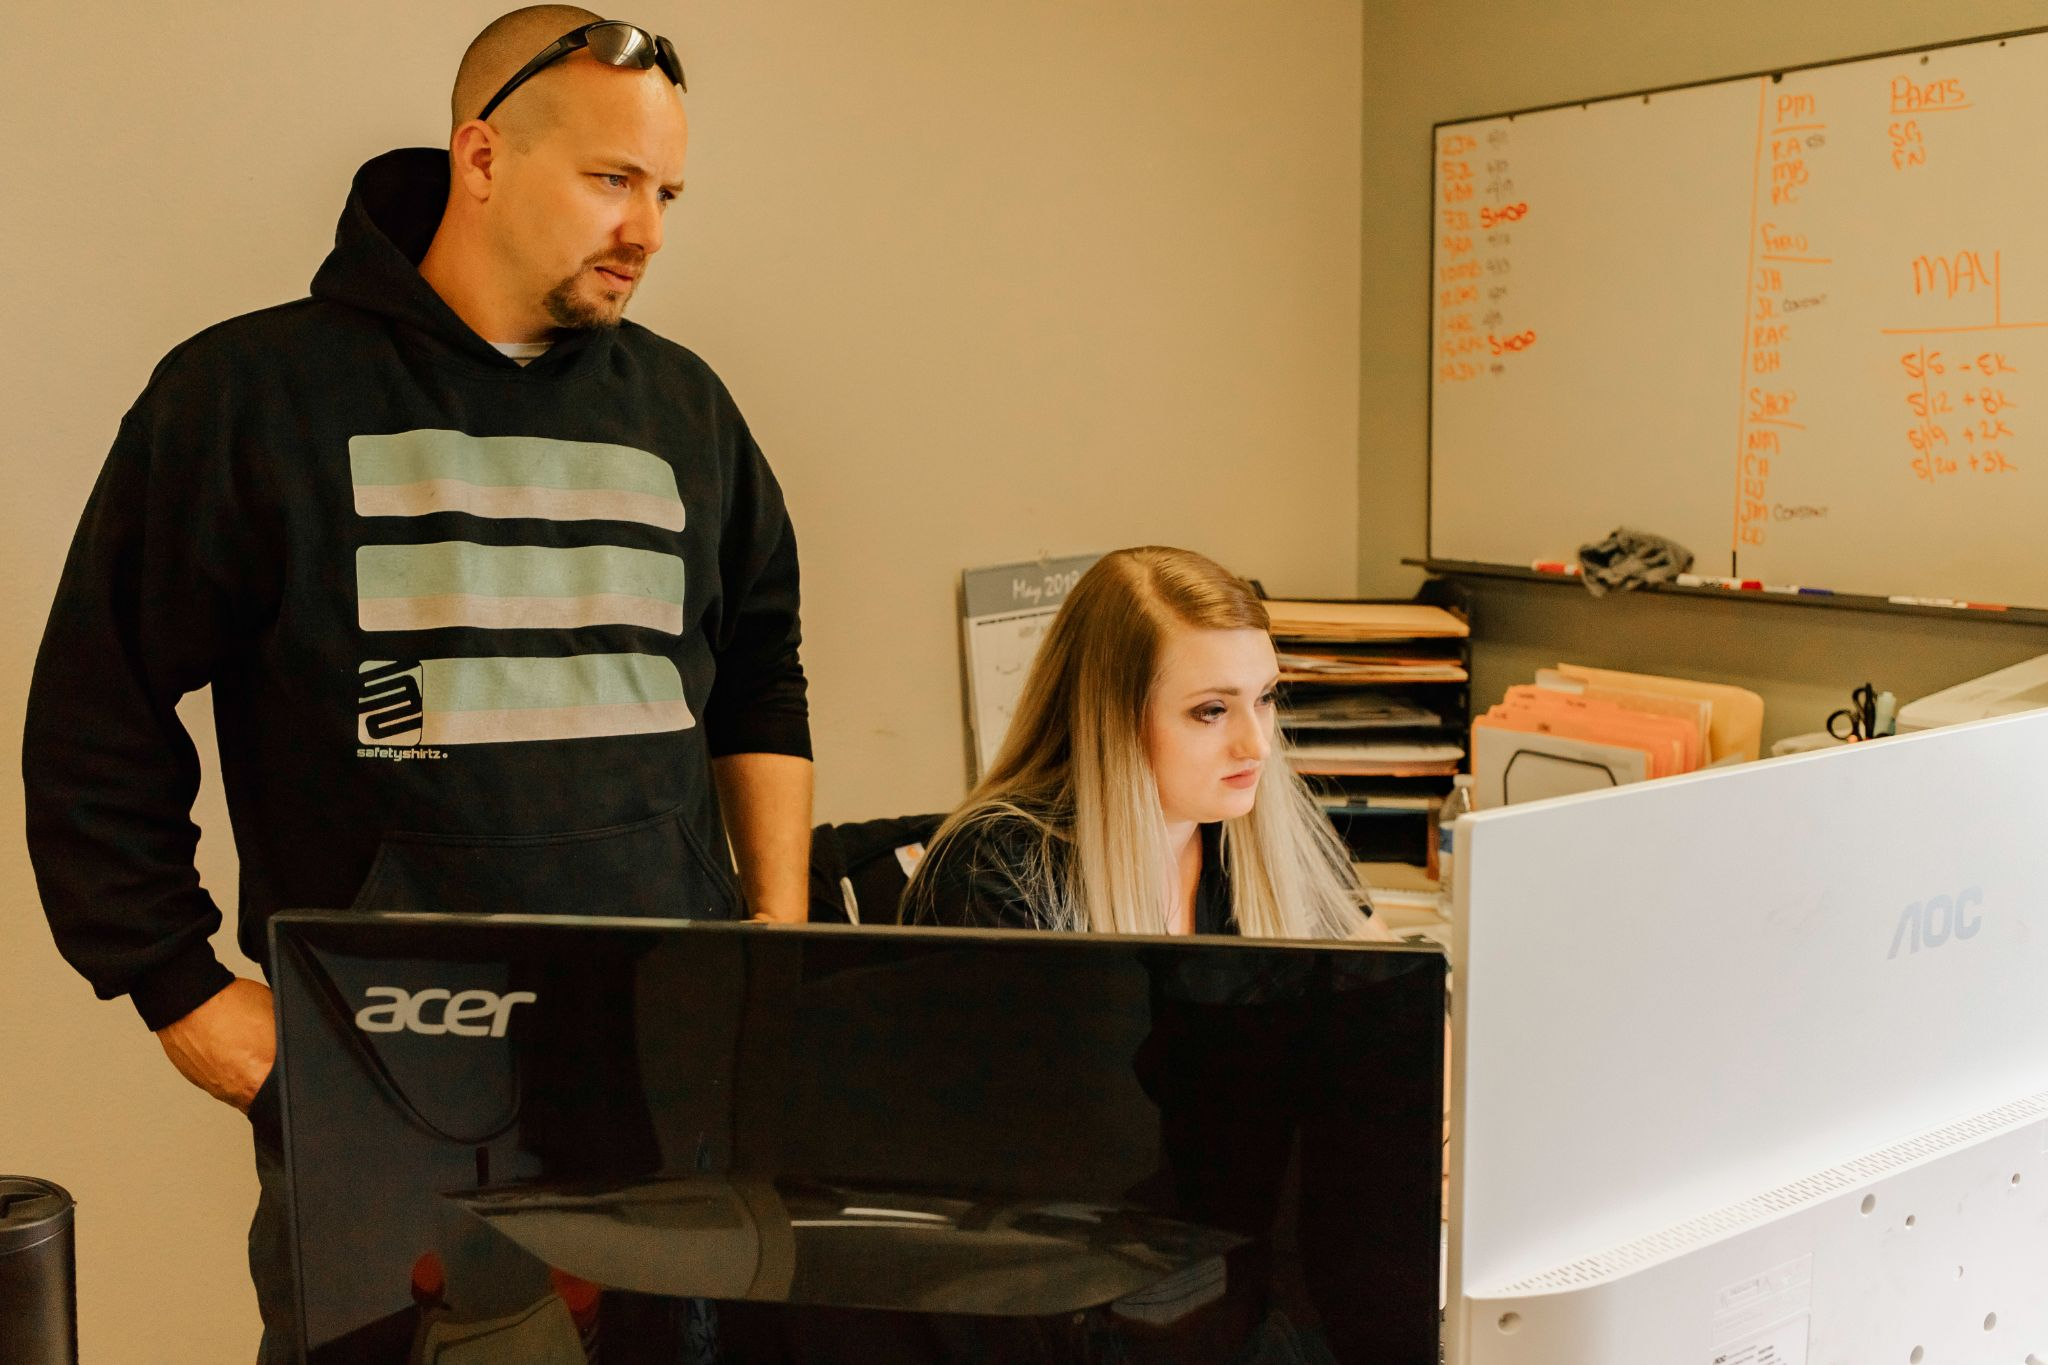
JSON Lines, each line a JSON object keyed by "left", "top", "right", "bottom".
{"left": 154, "top": 978, "right": 276, "bottom": 1112}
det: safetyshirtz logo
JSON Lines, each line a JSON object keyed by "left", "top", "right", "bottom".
{"left": 356, "top": 660, "right": 449, "bottom": 761}
{"left": 358, "top": 660, "right": 424, "bottom": 745}
{"left": 355, "top": 986, "right": 535, "bottom": 1036}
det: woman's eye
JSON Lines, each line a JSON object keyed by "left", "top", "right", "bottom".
{"left": 1192, "top": 705, "right": 1224, "bottom": 723}
{"left": 1256, "top": 690, "right": 1277, "bottom": 708}
{"left": 596, "top": 173, "right": 629, "bottom": 189}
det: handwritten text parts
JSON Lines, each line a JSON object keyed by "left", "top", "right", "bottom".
{"left": 1889, "top": 74, "right": 1969, "bottom": 114}
{"left": 1886, "top": 73, "right": 1969, "bottom": 175}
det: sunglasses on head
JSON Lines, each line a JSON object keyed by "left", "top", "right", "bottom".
{"left": 476, "top": 20, "right": 686, "bottom": 124}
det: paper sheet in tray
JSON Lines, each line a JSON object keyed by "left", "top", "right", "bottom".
{"left": 1470, "top": 724, "right": 1650, "bottom": 808}
{"left": 1263, "top": 601, "right": 1469, "bottom": 640}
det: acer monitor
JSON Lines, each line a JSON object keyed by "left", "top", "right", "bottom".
{"left": 270, "top": 912, "right": 1446, "bottom": 1364}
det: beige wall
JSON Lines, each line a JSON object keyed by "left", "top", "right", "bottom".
{"left": 0, "top": 2, "right": 1362, "bottom": 1358}
{"left": 1358, "top": 0, "right": 2048, "bottom": 743}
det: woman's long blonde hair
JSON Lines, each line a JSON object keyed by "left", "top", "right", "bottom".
{"left": 907, "top": 546, "right": 1372, "bottom": 939}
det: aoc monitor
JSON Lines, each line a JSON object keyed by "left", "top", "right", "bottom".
{"left": 1446, "top": 710, "right": 2048, "bottom": 1364}
{"left": 271, "top": 912, "right": 1446, "bottom": 1364}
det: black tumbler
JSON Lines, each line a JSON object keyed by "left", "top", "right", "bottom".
{"left": 0, "top": 1176, "right": 77, "bottom": 1365}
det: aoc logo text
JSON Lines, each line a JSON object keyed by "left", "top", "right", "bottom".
{"left": 1888, "top": 888, "right": 1984, "bottom": 960}
{"left": 355, "top": 986, "right": 535, "bottom": 1036}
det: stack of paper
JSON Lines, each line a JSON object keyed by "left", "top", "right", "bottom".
{"left": 1270, "top": 603, "right": 1468, "bottom": 684}
{"left": 1278, "top": 650, "right": 1469, "bottom": 684}
{"left": 1287, "top": 739, "right": 1463, "bottom": 777}
{"left": 1545, "top": 664, "right": 1764, "bottom": 764}
{"left": 1471, "top": 666, "right": 1764, "bottom": 808}
{"left": 1264, "top": 601, "right": 1469, "bottom": 641}
{"left": 1353, "top": 860, "right": 1448, "bottom": 920}
{"left": 1318, "top": 794, "right": 1440, "bottom": 815}
{"left": 1283, "top": 695, "right": 1443, "bottom": 730}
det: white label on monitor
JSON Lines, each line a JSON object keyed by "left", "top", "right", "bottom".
{"left": 1710, "top": 1315, "right": 1809, "bottom": 1365}
{"left": 1712, "top": 1255, "right": 1813, "bottom": 1350}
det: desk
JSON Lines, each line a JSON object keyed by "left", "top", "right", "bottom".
{"left": 1356, "top": 860, "right": 1455, "bottom": 955}
{"left": 1376, "top": 900, "right": 1454, "bottom": 957}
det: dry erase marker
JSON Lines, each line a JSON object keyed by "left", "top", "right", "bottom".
{"left": 1676, "top": 573, "right": 1745, "bottom": 590}
{"left": 1530, "top": 560, "right": 1580, "bottom": 575}
{"left": 1888, "top": 595, "right": 2010, "bottom": 611}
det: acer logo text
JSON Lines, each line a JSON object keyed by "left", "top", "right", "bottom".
{"left": 1887, "top": 888, "right": 1984, "bottom": 960}
{"left": 355, "top": 987, "right": 535, "bottom": 1036}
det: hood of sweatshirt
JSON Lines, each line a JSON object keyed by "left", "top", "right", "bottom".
{"left": 309, "top": 147, "right": 614, "bottom": 375}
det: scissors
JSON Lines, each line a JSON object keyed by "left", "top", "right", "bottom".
{"left": 1827, "top": 683, "right": 1878, "bottom": 742}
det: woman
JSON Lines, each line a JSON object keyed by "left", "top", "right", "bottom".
{"left": 903, "top": 545, "right": 1380, "bottom": 939}
{"left": 892, "top": 549, "right": 1433, "bottom": 1365}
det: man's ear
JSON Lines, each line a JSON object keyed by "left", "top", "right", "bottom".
{"left": 448, "top": 121, "right": 499, "bottom": 202}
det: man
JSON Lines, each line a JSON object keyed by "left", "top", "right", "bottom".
{"left": 23, "top": 6, "right": 812, "bottom": 1354}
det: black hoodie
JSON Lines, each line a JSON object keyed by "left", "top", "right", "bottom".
{"left": 24, "top": 149, "right": 809, "bottom": 1030}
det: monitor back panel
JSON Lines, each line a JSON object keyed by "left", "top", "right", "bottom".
{"left": 1449, "top": 710, "right": 2048, "bottom": 1357}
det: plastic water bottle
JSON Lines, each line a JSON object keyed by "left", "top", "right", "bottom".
{"left": 1437, "top": 775, "right": 1475, "bottom": 903}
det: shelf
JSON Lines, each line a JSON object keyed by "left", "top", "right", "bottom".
{"left": 1409, "top": 558, "right": 2048, "bottom": 628}
{"left": 1266, "top": 591, "right": 1471, "bottom": 870}
{"left": 1280, "top": 676, "right": 1469, "bottom": 686}
{"left": 1320, "top": 805, "right": 1435, "bottom": 819}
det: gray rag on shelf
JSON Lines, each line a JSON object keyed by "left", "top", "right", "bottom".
{"left": 1576, "top": 528, "right": 1694, "bottom": 597}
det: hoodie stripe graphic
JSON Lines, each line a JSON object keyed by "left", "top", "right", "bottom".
{"left": 349, "top": 429, "right": 687, "bottom": 531}
{"left": 352, "top": 427, "right": 695, "bottom": 746}
{"left": 357, "top": 654, "right": 692, "bottom": 746}
{"left": 356, "top": 542, "right": 685, "bottom": 634}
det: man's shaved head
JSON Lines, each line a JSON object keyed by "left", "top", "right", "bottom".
{"left": 451, "top": 4, "right": 605, "bottom": 132}
{"left": 424, "top": 5, "right": 688, "bottom": 342}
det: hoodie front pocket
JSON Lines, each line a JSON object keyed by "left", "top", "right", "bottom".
{"left": 351, "top": 804, "right": 740, "bottom": 921}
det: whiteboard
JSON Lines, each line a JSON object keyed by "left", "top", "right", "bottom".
{"left": 1430, "top": 26, "right": 2048, "bottom": 608}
